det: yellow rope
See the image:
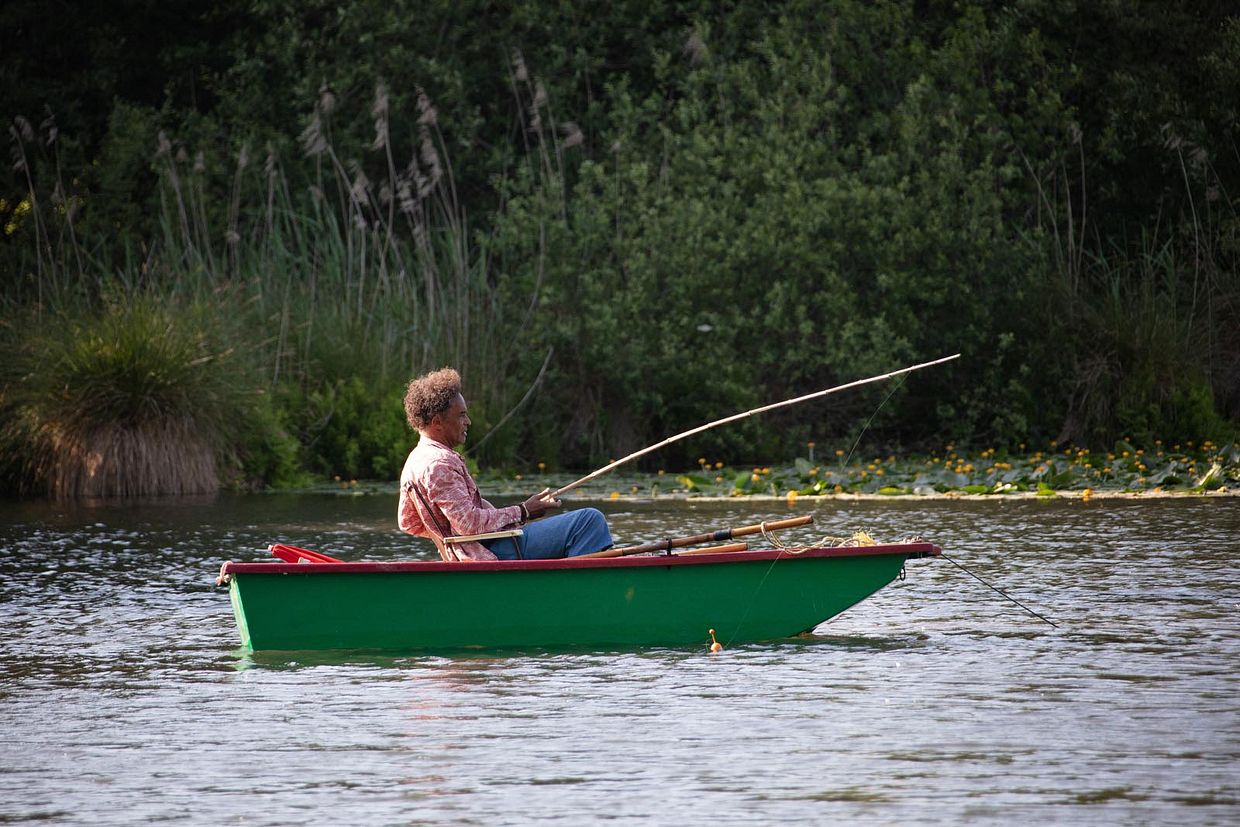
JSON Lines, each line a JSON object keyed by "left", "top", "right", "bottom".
{"left": 759, "top": 525, "right": 883, "bottom": 554}
{"left": 807, "top": 529, "right": 879, "bottom": 548}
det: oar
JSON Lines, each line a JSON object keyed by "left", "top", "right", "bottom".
{"left": 574, "top": 515, "right": 813, "bottom": 559}
{"left": 674, "top": 542, "right": 749, "bottom": 555}
{"left": 549, "top": 354, "right": 960, "bottom": 498}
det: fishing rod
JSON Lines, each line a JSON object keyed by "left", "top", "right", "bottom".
{"left": 549, "top": 353, "right": 961, "bottom": 498}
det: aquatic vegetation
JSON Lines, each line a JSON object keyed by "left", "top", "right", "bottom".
{"left": 474, "top": 441, "right": 1239, "bottom": 501}
{"left": 0, "top": 300, "right": 247, "bottom": 497}
{"left": 690, "top": 441, "right": 1240, "bottom": 498}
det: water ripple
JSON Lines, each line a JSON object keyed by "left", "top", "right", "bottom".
{"left": 0, "top": 495, "right": 1237, "bottom": 824}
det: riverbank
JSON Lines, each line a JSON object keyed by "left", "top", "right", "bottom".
{"left": 296, "top": 482, "right": 1238, "bottom": 502}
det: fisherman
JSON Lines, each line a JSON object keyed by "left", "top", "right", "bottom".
{"left": 398, "top": 367, "right": 613, "bottom": 561}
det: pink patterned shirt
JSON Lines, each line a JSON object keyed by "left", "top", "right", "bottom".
{"left": 398, "top": 436, "right": 521, "bottom": 561}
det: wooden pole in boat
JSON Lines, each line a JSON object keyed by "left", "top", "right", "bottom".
{"left": 550, "top": 353, "right": 961, "bottom": 498}
{"left": 574, "top": 515, "right": 813, "bottom": 559}
{"left": 676, "top": 543, "right": 761, "bottom": 556}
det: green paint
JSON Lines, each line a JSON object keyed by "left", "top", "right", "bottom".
{"left": 227, "top": 554, "right": 911, "bottom": 652}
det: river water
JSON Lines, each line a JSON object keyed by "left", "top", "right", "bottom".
{"left": 1, "top": 494, "right": 1237, "bottom": 824}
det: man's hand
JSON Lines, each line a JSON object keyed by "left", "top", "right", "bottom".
{"left": 522, "top": 488, "right": 561, "bottom": 520}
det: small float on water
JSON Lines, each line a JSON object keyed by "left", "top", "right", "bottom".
{"left": 216, "top": 515, "right": 941, "bottom": 652}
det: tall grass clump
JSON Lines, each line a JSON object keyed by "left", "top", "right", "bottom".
{"left": 0, "top": 299, "right": 245, "bottom": 497}
{"left": 149, "top": 83, "right": 505, "bottom": 380}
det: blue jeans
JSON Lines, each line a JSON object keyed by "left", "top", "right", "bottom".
{"left": 482, "top": 508, "right": 613, "bottom": 560}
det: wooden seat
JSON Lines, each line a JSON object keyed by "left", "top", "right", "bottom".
{"left": 435, "top": 528, "right": 524, "bottom": 561}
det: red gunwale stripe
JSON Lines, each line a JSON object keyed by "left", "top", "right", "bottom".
{"left": 221, "top": 543, "right": 941, "bottom": 575}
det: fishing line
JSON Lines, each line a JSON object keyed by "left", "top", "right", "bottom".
{"left": 839, "top": 373, "right": 907, "bottom": 469}
{"left": 941, "top": 554, "right": 1058, "bottom": 628}
{"left": 723, "top": 546, "right": 790, "bottom": 648}
{"left": 725, "top": 375, "right": 909, "bottom": 647}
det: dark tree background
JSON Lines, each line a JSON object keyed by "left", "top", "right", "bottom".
{"left": 3, "top": 1, "right": 1237, "bottom": 480}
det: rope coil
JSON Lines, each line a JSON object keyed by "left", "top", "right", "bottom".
{"left": 758, "top": 526, "right": 888, "bottom": 555}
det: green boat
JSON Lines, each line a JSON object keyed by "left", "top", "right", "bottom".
{"left": 217, "top": 540, "right": 941, "bottom": 652}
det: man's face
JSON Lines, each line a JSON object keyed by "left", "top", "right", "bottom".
{"left": 435, "top": 394, "right": 471, "bottom": 447}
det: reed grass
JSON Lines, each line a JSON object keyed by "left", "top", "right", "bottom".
{"left": 2, "top": 82, "right": 544, "bottom": 495}
{"left": 145, "top": 83, "right": 520, "bottom": 400}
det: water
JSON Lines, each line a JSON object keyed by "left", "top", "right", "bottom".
{"left": 1, "top": 494, "right": 1237, "bottom": 824}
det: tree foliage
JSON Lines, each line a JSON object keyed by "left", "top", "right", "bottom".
{"left": 2, "top": 0, "right": 1236, "bottom": 482}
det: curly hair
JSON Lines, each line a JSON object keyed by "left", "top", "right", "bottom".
{"left": 403, "top": 367, "right": 462, "bottom": 430}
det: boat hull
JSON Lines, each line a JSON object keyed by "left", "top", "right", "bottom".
{"left": 221, "top": 544, "right": 939, "bottom": 652}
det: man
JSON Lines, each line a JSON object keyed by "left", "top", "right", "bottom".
{"left": 398, "top": 367, "right": 613, "bottom": 561}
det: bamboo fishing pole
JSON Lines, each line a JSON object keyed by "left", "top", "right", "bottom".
{"left": 549, "top": 353, "right": 960, "bottom": 498}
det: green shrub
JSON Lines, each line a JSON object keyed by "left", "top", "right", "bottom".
{"left": 283, "top": 376, "right": 412, "bottom": 481}
{"left": 230, "top": 390, "right": 310, "bottom": 490}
